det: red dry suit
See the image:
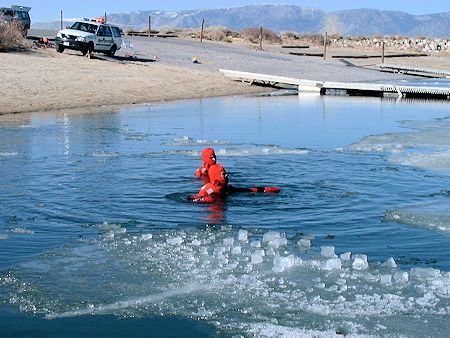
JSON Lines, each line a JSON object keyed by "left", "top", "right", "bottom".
{"left": 194, "top": 148, "right": 217, "bottom": 177}
{"left": 190, "top": 164, "right": 228, "bottom": 203}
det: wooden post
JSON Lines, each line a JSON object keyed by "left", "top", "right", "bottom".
{"left": 104, "top": 12, "right": 107, "bottom": 23}
{"left": 382, "top": 41, "right": 385, "bottom": 64}
{"left": 323, "top": 31, "right": 327, "bottom": 60}
{"left": 200, "top": 19, "right": 205, "bottom": 43}
{"left": 259, "top": 26, "right": 263, "bottom": 51}
{"left": 148, "top": 16, "right": 151, "bottom": 37}
{"left": 60, "top": 10, "right": 63, "bottom": 30}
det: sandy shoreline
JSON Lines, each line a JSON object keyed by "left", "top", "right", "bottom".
{"left": 1, "top": 33, "right": 449, "bottom": 119}
{"left": 0, "top": 48, "right": 266, "bottom": 116}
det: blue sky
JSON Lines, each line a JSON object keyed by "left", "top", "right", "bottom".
{"left": 1, "top": 0, "right": 449, "bottom": 22}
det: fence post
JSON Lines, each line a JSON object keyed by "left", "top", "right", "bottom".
{"left": 104, "top": 12, "right": 107, "bottom": 23}
{"left": 382, "top": 41, "right": 385, "bottom": 64}
{"left": 200, "top": 19, "right": 205, "bottom": 43}
{"left": 259, "top": 26, "right": 263, "bottom": 51}
{"left": 148, "top": 16, "right": 151, "bottom": 37}
{"left": 60, "top": 10, "right": 63, "bottom": 30}
{"left": 323, "top": 31, "right": 327, "bottom": 60}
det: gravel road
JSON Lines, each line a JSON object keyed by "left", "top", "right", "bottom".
{"left": 30, "top": 29, "right": 419, "bottom": 83}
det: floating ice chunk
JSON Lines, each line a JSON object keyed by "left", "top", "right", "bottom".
{"left": 327, "top": 285, "right": 338, "bottom": 291}
{"left": 141, "top": 234, "right": 153, "bottom": 241}
{"left": 97, "top": 222, "right": 126, "bottom": 234}
{"left": 0, "top": 234, "right": 8, "bottom": 240}
{"left": 266, "top": 248, "right": 276, "bottom": 256}
{"left": 223, "top": 237, "right": 234, "bottom": 246}
{"left": 321, "top": 246, "right": 337, "bottom": 258}
{"left": 250, "top": 240, "right": 261, "bottom": 248}
{"left": 322, "top": 258, "right": 342, "bottom": 271}
{"left": 416, "top": 291, "right": 438, "bottom": 307}
{"left": 393, "top": 271, "right": 409, "bottom": 284}
{"left": 266, "top": 240, "right": 279, "bottom": 249}
{"left": 10, "top": 227, "right": 34, "bottom": 235}
{"left": 263, "top": 231, "right": 280, "bottom": 242}
{"left": 231, "top": 245, "right": 242, "bottom": 255}
{"left": 380, "top": 274, "right": 392, "bottom": 285}
{"left": 166, "top": 236, "right": 184, "bottom": 245}
{"left": 336, "top": 278, "right": 346, "bottom": 285}
{"left": 340, "top": 252, "right": 351, "bottom": 261}
{"left": 410, "top": 267, "right": 441, "bottom": 281}
{"left": 383, "top": 257, "right": 397, "bottom": 268}
{"left": 352, "top": 254, "right": 369, "bottom": 270}
{"left": 272, "top": 254, "right": 297, "bottom": 272}
{"left": 262, "top": 231, "right": 285, "bottom": 245}
{"left": 297, "top": 239, "right": 311, "bottom": 249}
{"left": 103, "top": 231, "right": 115, "bottom": 239}
{"left": 251, "top": 250, "right": 265, "bottom": 264}
{"left": 92, "top": 151, "right": 118, "bottom": 157}
{"left": 238, "top": 230, "right": 248, "bottom": 242}
{"left": 213, "top": 247, "right": 226, "bottom": 257}
{"left": 191, "top": 239, "right": 201, "bottom": 246}
{"left": 263, "top": 232, "right": 287, "bottom": 249}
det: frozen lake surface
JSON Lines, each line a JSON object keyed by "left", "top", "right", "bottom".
{"left": 1, "top": 94, "right": 450, "bottom": 337}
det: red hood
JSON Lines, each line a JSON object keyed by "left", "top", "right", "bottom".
{"left": 201, "top": 148, "right": 216, "bottom": 166}
{"left": 208, "top": 164, "right": 228, "bottom": 187}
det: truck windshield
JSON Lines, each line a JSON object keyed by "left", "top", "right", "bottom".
{"left": 70, "top": 22, "right": 97, "bottom": 34}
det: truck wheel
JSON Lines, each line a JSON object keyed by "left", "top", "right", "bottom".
{"left": 56, "top": 44, "right": 65, "bottom": 53}
{"left": 107, "top": 44, "right": 117, "bottom": 57}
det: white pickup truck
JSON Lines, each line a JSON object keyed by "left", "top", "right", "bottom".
{"left": 55, "top": 20, "right": 122, "bottom": 56}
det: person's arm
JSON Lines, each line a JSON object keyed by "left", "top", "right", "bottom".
{"left": 227, "top": 185, "right": 280, "bottom": 193}
{"left": 188, "top": 183, "right": 215, "bottom": 203}
{"left": 194, "top": 165, "right": 208, "bottom": 177}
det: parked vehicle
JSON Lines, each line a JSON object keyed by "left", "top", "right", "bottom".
{"left": 0, "top": 5, "right": 31, "bottom": 35}
{"left": 55, "top": 20, "right": 122, "bottom": 56}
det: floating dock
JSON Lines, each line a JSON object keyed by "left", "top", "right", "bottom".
{"left": 219, "top": 69, "right": 450, "bottom": 99}
{"left": 378, "top": 64, "right": 450, "bottom": 78}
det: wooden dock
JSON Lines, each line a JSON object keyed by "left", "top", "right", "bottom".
{"left": 219, "top": 69, "right": 450, "bottom": 99}
{"left": 378, "top": 64, "right": 450, "bottom": 78}
{"left": 289, "top": 52, "right": 427, "bottom": 59}
{"left": 126, "top": 31, "right": 178, "bottom": 38}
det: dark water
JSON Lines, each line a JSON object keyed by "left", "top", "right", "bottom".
{"left": 1, "top": 94, "right": 449, "bottom": 337}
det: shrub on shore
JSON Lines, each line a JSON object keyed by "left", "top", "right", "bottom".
{"left": 297, "top": 33, "right": 324, "bottom": 45}
{"left": 241, "top": 27, "right": 281, "bottom": 44}
{"left": 176, "top": 26, "right": 238, "bottom": 43}
{"left": 0, "top": 17, "right": 26, "bottom": 51}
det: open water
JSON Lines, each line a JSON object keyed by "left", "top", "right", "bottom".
{"left": 1, "top": 93, "right": 450, "bottom": 337}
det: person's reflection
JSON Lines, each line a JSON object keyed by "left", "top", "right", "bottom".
{"left": 205, "top": 199, "right": 226, "bottom": 224}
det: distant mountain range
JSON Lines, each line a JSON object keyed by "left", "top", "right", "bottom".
{"left": 32, "top": 5, "right": 450, "bottom": 37}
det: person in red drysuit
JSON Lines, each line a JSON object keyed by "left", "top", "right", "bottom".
{"left": 190, "top": 164, "right": 228, "bottom": 203}
{"left": 189, "top": 164, "right": 280, "bottom": 203}
{"left": 194, "top": 148, "right": 217, "bottom": 178}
